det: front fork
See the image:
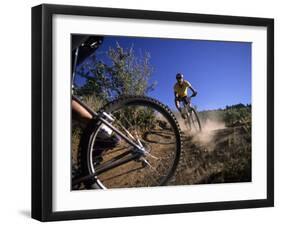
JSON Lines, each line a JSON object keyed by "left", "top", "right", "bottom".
{"left": 72, "top": 111, "right": 150, "bottom": 186}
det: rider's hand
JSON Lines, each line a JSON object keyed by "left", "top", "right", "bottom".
{"left": 191, "top": 91, "right": 197, "bottom": 97}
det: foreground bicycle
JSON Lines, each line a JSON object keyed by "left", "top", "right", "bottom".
{"left": 179, "top": 96, "right": 202, "bottom": 132}
{"left": 72, "top": 38, "right": 183, "bottom": 189}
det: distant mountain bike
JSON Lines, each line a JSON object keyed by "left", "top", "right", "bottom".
{"left": 179, "top": 96, "right": 201, "bottom": 132}
{"left": 71, "top": 40, "right": 183, "bottom": 189}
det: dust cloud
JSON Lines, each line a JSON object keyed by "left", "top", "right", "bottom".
{"left": 180, "top": 119, "right": 225, "bottom": 151}
{"left": 195, "top": 119, "right": 225, "bottom": 143}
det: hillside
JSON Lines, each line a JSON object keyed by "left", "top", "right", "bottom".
{"left": 170, "top": 103, "right": 251, "bottom": 185}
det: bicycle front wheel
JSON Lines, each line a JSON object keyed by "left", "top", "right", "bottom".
{"left": 79, "top": 96, "right": 183, "bottom": 189}
{"left": 189, "top": 107, "right": 202, "bottom": 132}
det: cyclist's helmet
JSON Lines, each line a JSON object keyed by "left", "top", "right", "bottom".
{"left": 176, "top": 73, "right": 184, "bottom": 80}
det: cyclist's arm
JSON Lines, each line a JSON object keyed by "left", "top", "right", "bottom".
{"left": 189, "top": 86, "right": 197, "bottom": 97}
{"left": 174, "top": 92, "right": 180, "bottom": 110}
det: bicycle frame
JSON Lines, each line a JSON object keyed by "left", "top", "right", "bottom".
{"left": 72, "top": 95, "right": 144, "bottom": 151}
{"left": 179, "top": 96, "right": 192, "bottom": 111}
{"left": 72, "top": 95, "right": 148, "bottom": 180}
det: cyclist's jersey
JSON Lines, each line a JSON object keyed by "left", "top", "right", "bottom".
{"left": 174, "top": 80, "right": 191, "bottom": 98}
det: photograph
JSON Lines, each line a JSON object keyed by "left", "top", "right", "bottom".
{"left": 71, "top": 34, "right": 252, "bottom": 190}
{"left": 31, "top": 3, "right": 274, "bottom": 221}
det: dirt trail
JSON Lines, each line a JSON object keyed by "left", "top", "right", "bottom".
{"left": 72, "top": 119, "right": 251, "bottom": 189}
{"left": 168, "top": 121, "right": 251, "bottom": 185}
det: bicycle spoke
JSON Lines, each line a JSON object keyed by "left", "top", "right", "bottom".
{"left": 85, "top": 99, "right": 181, "bottom": 189}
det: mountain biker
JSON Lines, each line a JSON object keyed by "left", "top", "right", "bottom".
{"left": 174, "top": 73, "right": 197, "bottom": 119}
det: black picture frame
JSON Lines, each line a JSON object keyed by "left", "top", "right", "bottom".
{"left": 31, "top": 3, "right": 274, "bottom": 222}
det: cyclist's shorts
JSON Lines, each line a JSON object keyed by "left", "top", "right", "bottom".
{"left": 175, "top": 96, "right": 190, "bottom": 104}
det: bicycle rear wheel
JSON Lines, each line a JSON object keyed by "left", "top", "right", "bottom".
{"left": 78, "top": 96, "right": 182, "bottom": 189}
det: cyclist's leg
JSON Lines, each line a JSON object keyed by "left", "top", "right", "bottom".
{"left": 175, "top": 96, "right": 186, "bottom": 119}
{"left": 72, "top": 99, "right": 92, "bottom": 125}
{"left": 183, "top": 96, "right": 192, "bottom": 112}
{"left": 72, "top": 99, "right": 121, "bottom": 149}
{"left": 182, "top": 96, "right": 190, "bottom": 106}
{"left": 182, "top": 96, "right": 192, "bottom": 119}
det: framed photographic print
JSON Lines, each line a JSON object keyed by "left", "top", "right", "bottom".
{"left": 31, "top": 4, "right": 274, "bottom": 221}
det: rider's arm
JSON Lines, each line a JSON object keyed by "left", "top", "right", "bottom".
{"left": 189, "top": 86, "right": 197, "bottom": 97}
{"left": 72, "top": 99, "right": 93, "bottom": 125}
{"left": 174, "top": 92, "right": 180, "bottom": 110}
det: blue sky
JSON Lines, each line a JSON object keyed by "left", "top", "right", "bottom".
{"left": 76, "top": 35, "right": 251, "bottom": 111}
